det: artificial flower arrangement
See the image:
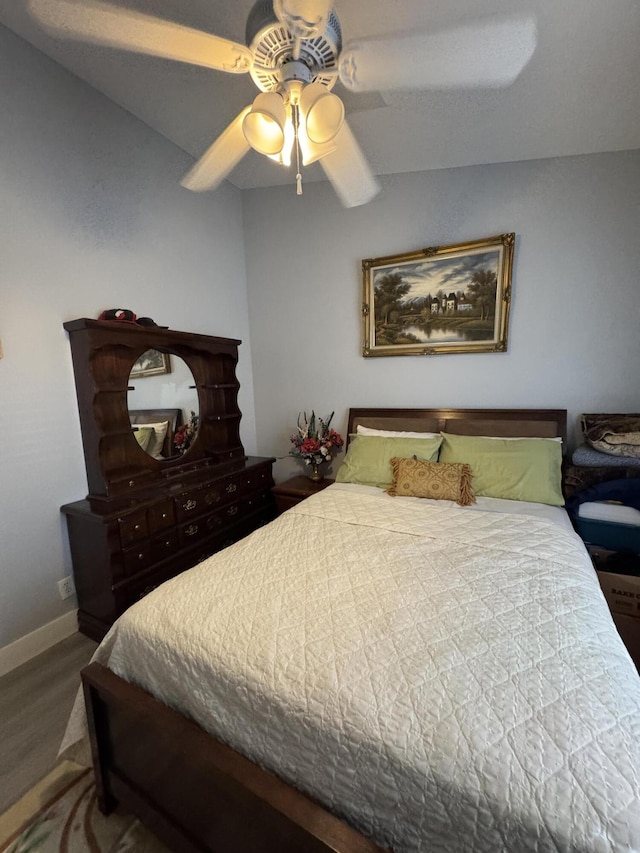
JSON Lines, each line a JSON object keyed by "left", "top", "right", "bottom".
{"left": 289, "top": 411, "right": 344, "bottom": 474}
{"left": 174, "top": 410, "right": 199, "bottom": 455}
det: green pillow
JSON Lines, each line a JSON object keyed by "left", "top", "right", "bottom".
{"left": 438, "top": 433, "right": 564, "bottom": 506}
{"left": 336, "top": 434, "right": 443, "bottom": 488}
{"left": 133, "top": 426, "right": 153, "bottom": 452}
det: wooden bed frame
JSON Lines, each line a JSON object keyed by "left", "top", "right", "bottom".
{"left": 82, "top": 407, "right": 567, "bottom": 853}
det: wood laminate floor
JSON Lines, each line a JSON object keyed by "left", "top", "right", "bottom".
{"left": 0, "top": 632, "right": 97, "bottom": 813}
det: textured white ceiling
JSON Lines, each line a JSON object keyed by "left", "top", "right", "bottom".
{"left": 1, "top": 0, "right": 639, "bottom": 191}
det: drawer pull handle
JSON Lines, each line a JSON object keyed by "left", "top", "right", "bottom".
{"left": 226, "top": 483, "right": 237, "bottom": 494}
{"left": 134, "top": 524, "right": 141, "bottom": 531}
{"left": 164, "top": 539, "right": 172, "bottom": 547}
{"left": 207, "top": 517, "right": 222, "bottom": 530}
{"left": 227, "top": 506, "right": 238, "bottom": 516}
{"left": 205, "top": 491, "right": 220, "bottom": 504}
{"left": 128, "top": 480, "right": 135, "bottom": 488}
{"left": 161, "top": 512, "right": 167, "bottom": 519}
{"left": 183, "top": 499, "right": 197, "bottom": 511}
{"left": 185, "top": 524, "right": 199, "bottom": 537}
{"left": 137, "top": 553, "right": 144, "bottom": 560}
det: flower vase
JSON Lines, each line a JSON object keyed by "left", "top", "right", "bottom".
{"left": 308, "top": 463, "right": 324, "bottom": 482}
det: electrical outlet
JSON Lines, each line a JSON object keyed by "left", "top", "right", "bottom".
{"left": 57, "top": 575, "right": 76, "bottom": 600}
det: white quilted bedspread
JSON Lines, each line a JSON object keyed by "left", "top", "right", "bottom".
{"left": 88, "top": 486, "right": 640, "bottom": 852}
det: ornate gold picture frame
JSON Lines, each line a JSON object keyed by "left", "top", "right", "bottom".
{"left": 130, "top": 349, "right": 171, "bottom": 378}
{"left": 362, "top": 233, "right": 514, "bottom": 357}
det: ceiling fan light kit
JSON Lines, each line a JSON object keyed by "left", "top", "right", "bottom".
{"left": 241, "top": 78, "right": 345, "bottom": 184}
{"left": 243, "top": 91, "right": 288, "bottom": 156}
{"left": 299, "top": 81, "right": 345, "bottom": 144}
{"left": 27, "top": 0, "right": 537, "bottom": 207}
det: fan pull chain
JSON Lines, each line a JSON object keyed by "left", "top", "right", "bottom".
{"left": 292, "top": 103, "right": 303, "bottom": 196}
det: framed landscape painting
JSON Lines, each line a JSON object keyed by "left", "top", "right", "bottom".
{"left": 362, "top": 233, "right": 515, "bottom": 357}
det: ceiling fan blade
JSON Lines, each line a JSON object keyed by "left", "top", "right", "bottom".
{"left": 273, "top": 0, "right": 333, "bottom": 39}
{"left": 27, "top": 0, "right": 253, "bottom": 73}
{"left": 181, "top": 108, "right": 252, "bottom": 193}
{"left": 319, "top": 121, "right": 379, "bottom": 208}
{"left": 339, "top": 15, "right": 537, "bottom": 93}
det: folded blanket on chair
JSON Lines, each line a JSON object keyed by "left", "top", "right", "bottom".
{"left": 582, "top": 413, "right": 640, "bottom": 458}
{"left": 572, "top": 443, "right": 640, "bottom": 467}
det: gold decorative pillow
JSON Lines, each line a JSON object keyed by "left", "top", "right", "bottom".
{"left": 386, "top": 457, "right": 476, "bottom": 506}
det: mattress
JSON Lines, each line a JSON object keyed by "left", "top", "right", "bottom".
{"left": 64, "top": 484, "right": 640, "bottom": 853}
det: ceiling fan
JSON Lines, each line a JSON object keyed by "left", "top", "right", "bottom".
{"left": 27, "top": 0, "right": 537, "bottom": 207}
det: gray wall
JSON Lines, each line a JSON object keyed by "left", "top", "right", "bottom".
{"left": 0, "top": 26, "right": 256, "bottom": 647}
{"left": 243, "top": 151, "right": 640, "bottom": 482}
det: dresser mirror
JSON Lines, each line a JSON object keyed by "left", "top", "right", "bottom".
{"left": 127, "top": 350, "right": 200, "bottom": 461}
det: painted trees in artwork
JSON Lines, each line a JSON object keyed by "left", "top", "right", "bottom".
{"left": 374, "top": 272, "right": 411, "bottom": 324}
{"left": 466, "top": 269, "right": 498, "bottom": 320}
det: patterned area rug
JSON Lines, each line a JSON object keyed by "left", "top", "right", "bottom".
{"left": 0, "top": 761, "right": 168, "bottom": 853}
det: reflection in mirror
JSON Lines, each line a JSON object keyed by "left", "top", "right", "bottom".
{"left": 127, "top": 350, "right": 199, "bottom": 461}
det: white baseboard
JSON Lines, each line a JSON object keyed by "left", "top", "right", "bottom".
{"left": 0, "top": 610, "right": 78, "bottom": 678}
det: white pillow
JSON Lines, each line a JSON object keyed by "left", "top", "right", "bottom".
{"left": 356, "top": 425, "right": 439, "bottom": 439}
{"left": 132, "top": 421, "right": 169, "bottom": 459}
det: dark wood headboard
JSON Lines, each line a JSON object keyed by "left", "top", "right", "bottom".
{"left": 347, "top": 408, "right": 567, "bottom": 446}
{"left": 130, "top": 408, "right": 182, "bottom": 458}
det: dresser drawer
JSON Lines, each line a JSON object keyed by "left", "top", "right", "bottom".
{"left": 199, "top": 477, "right": 245, "bottom": 508}
{"left": 179, "top": 500, "right": 243, "bottom": 545}
{"left": 148, "top": 499, "right": 175, "bottom": 533}
{"left": 179, "top": 518, "right": 206, "bottom": 546}
{"left": 151, "top": 528, "right": 179, "bottom": 562}
{"left": 243, "top": 489, "right": 273, "bottom": 515}
{"left": 122, "top": 541, "right": 153, "bottom": 576}
{"left": 232, "top": 466, "right": 273, "bottom": 496}
{"left": 175, "top": 474, "right": 246, "bottom": 521}
{"left": 175, "top": 489, "right": 204, "bottom": 520}
{"left": 217, "top": 473, "right": 244, "bottom": 501}
{"left": 118, "top": 510, "right": 149, "bottom": 546}
{"left": 175, "top": 482, "right": 229, "bottom": 521}
{"left": 245, "top": 466, "right": 273, "bottom": 492}
{"left": 121, "top": 528, "right": 180, "bottom": 580}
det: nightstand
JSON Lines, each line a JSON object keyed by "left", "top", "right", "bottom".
{"left": 272, "top": 475, "right": 335, "bottom": 515}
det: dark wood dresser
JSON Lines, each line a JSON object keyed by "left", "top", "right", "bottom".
{"left": 61, "top": 318, "right": 275, "bottom": 641}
